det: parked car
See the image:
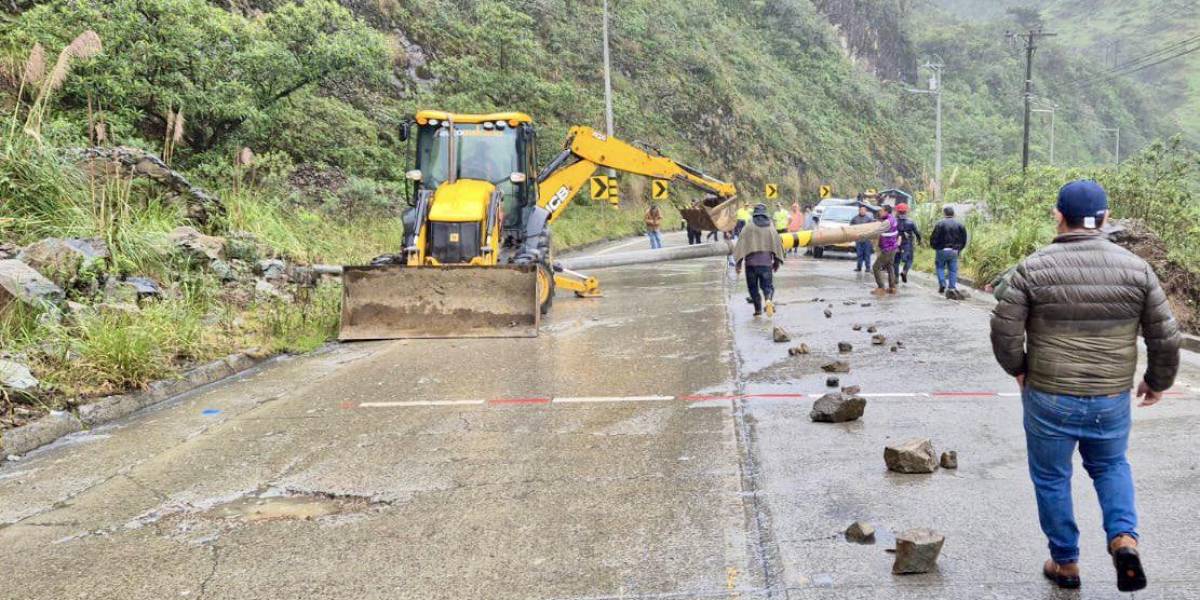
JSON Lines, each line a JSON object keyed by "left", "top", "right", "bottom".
{"left": 811, "top": 204, "right": 862, "bottom": 258}
{"left": 810, "top": 197, "right": 858, "bottom": 224}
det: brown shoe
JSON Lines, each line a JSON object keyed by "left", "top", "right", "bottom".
{"left": 887, "top": 288, "right": 897, "bottom": 295}
{"left": 1109, "top": 535, "right": 1146, "bottom": 592}
{"left": 1042, "top": 560, "right": 1081, "bottom": 589}
{"left": 870, "top": 288, "right": 887, "bottom": 296}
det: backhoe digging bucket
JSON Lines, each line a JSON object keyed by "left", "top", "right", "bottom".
{"left": 339, "top": 265, "right": 540, "bottom": 340}
{"left": 680, "top": 197, "right": 738, "bottom": 232}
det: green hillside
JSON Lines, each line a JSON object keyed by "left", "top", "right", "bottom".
{"left": 927, "top": 0, "right": 1200, "bottom": 145}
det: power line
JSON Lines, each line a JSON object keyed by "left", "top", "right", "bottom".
{"left": 1067, "top": 41, "right": 1200, "bottom": 89}
{"left": 1054, "top": 34, "right": 1200, "bottom": 88}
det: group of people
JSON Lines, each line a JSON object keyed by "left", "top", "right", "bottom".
{"left": 731, "top": 181, "right": 1180, "bottom": 594}
{"left": 852, "top": 202, "right": 968, "bottom": 297}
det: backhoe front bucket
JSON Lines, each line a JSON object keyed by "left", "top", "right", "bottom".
{"left": 339, "top": 265, "right": 540, "bottom": 340}
{"left": 680, "top": 197, "right": 738, "bottom": 232}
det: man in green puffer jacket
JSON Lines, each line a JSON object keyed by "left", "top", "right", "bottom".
{"left": 990, "top": 180, "right": 1181, "bottom": 593}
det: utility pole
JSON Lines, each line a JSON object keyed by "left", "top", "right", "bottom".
{"left": 904, "top": 58, "right": 944, "bottom": 200}
{"left": 1102, "top": 126, "right": 1120, "bottom": 165}
{"left": 601, "top": 0, "right": 616, "bottom": 180}
{"left": 1032, "top": 105, "right": 1056, "bottom": 165}
{"left": 1010, "top": 29, "right": 1057, "bottom": 174}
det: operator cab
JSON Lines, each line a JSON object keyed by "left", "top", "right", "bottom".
{"left": 403, "top": 112, "right": 538, "bottom": 262}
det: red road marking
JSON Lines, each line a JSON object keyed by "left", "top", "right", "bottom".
{"left": 489, "top": 397, "right": 552, "bottom": 405}
{"left": 338, "top": 401, "right": 357, "bottom": 409}
{"left": 930, "top": 391, "right": 998, "bottom": 397}
{"left": 745, "top": 393, "right": 807, "bottom": 399}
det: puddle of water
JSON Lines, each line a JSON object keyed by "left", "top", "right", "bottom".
{"left": 206, "top": 494, "right": 343, "bottom": 522}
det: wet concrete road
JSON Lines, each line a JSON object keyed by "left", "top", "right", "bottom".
{"left": 3, "top": 235, "right": 1199, "bottom": 599}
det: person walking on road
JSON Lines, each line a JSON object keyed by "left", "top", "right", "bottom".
{"left": 891, "top": 203, "right": 922, "bottom": 283}
{"left": 870, "top": 204, "right": 899, "bottom": 295}
{"left": 644, "top": 204, "right": 664, "bottom": 249}
{"left": 850, "top": 204, "right": 875, "bottom": 272}
{"left": 734, "top": 204, "right": 785, "bottom": 317}
{"left": 989, "top": 180, "right": 1181, "bottom": 593}
{"left": 685, "top": 200, "right": 703, "bottom": 245}
{"left": 929, "top": 205, "right": 967, "bottom": 295}
{"left": 786, "top": 202, "right": 805, "bottom": 256}
{"left": 733, "top": 202, "right": 751, "bottom": 239}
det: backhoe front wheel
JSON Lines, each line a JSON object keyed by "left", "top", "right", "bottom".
{"left": 536, "top": 263, "right": 555, "bottom": 315}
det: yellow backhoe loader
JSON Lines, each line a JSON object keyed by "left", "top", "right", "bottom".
{"left": 338, "top": 110, "right": 885, "bottom": 340}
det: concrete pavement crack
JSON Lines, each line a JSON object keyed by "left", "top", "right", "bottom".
{"left": 197, "top": 543, "right": 220, "bottom": 599}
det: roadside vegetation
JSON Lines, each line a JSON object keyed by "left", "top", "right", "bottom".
{"left": 909, "top": 138, "right": 1199, "bottom": 332}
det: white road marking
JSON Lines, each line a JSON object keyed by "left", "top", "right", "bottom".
{"left": 553, "top": 395, "right": 674, "bottom": 404}
{"left": 358, "top": 400, "right": 485, "bottom": 408}
{"left": 858, "top": 393, "right": 927, "bottom": 398}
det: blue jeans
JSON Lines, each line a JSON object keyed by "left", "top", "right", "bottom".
{"left": 647, "top": 230, "right": 663, "bottom": 249}
{"left": 744, "top": 265, "right": 774, "bottom": 311}
{"left": 892, "top": 244, "right": 914, "bottom": 278}
{"left": 1023, "top": 386, "right": 1138, "bottom": 564}
{"left": 854, "top": 241, "right": 872, "bottom": 271}
{"left": 935, "top": 248, "right": 959, "bottom": 289}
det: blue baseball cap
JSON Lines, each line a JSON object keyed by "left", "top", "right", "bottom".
{"left": 1057, "top": 180, "right": 1108, "bottom": 228}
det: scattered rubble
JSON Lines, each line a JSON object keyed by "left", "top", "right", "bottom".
{"left": 838, "top": 341, "right": 853, "bottom": 353}
{"left": 772, "top": 327, "right": 791, "bottom": 343}
{"left": 168, "top": 226, "right": 226, "bottom": 262}
{"left": 860, "top": 302, "right": 872, "bottom": 307}
{"left": 16, "top": 238, "right": 108, "bottom": 287}
{"left": 809, "top": 392, "right": 866, "bottom": 423}
{"left": 225, "top": 232, "right": 261, "bottom": 262}
{"left": 845, "top": 521, "right": 876, "bottom": 544}
{"left": 0, "top": 243, "right": 18, "bottom": 260}
{"left": 0, "top": 259, "right": 65, "bottom": 310}
{"left": 209, "top": 259, "right": 238, "bottom": 283}
{"left": 788, "top": 344, "right": 810, "bottom": 356}
{"left": 0, "top": 360, "right": 39, "bottom": 392}
{"left": 256, "top": 259, "right": 287, "bottom": 280}
{"left": 842, "top": 300, "right": 856, "bottom": 306}
{"left": 890, "top": 345, "right": 898, "bottom": 352}
{"left": 884, "top": 438, "right": 938, "bottom": 474}
{"left": 940, "top": 451, "right": 958, "bottom": 469}
{"left": 871, "top": 334, "right": 886, "bottom": 345}
{"left": 852, "top": 324, "right": 863, "bottom": 331}
{"left": 826, "top": 376, "right": 840, "bottom": 387}
{"left": 892, "top": 528, "right": 945, "bottom": 574}
{"left": 821, "top": 360, "right": 850, "bottom": 373}
{"left": 841, "top": 385, "right": 861, "bottom": 395}
{"left": 823, "top": 308, "right": 833, "bottom": 319}
{"left": 867, "top": 326, "right": 878, "bottom": 333}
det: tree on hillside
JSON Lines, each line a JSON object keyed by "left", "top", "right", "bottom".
{"left": 8, "top": 0, "right": 390, "bottom": 158}
{"left": 1005, "top": 6, "right": 1043, "bottom": 30}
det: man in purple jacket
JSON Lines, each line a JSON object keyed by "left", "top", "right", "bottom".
{"left": 871, "top": 204, "right": 900, "bottom": 295}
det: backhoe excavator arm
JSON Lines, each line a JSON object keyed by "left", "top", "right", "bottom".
{"left": 516, "top": 126, "right": 736, "bottom": 264}
{"left": 536, "top": 126, "right": 736, "bottom": 224}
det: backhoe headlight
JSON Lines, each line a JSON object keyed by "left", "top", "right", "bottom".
{"left": 406, "top": 169, "right": 423, "bottom": 181}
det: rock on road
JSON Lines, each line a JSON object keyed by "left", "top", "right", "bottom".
{"left": 3, "top": 235, "right": 1199, "bottom": 600}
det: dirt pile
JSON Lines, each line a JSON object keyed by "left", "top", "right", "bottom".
{"left": 1107, "top": 219, "right": 1199, "bottom": 334}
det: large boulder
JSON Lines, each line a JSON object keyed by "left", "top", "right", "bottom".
{"left": 168, "top": 226, "right": 226, "bottom": 262}
{"left": 885, "top": 438, "right": 939, "bottom": 474}
{"left": 809, "top": 393, "right": 867, "bottom": 423}
{"left": 0, "top": 259, "right": 65, "bottom": 311}
{"left": 16, "top": 238, "right": 108, "bottom": 287}
{"left": 892, "top": 528, "right": 945, "bottom": 574}
{"left": 0, "top": 359, "right": 39, "bottom": 392}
